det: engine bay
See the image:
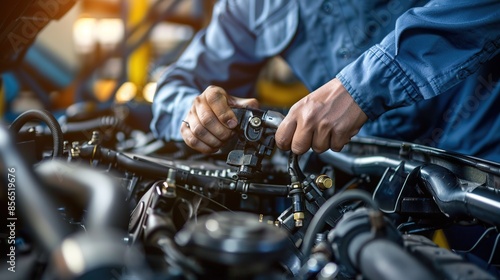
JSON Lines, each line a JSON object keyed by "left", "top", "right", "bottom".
{"left": 1, "top": 106, "right": 500, "bottom": 279}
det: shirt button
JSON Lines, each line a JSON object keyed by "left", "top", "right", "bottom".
{"left": 322, "top": 1, "right": 333, "bottom": 13}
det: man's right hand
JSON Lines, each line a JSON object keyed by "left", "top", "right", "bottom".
{"left": 181, "top": 85, "right": 259, "bottom": 153}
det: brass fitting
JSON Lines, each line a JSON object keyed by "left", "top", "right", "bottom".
{"left": 315, "top": 174, "right": 333, "bottom": 190}
{"left": 294, "top": 212, "right": 305, "bottom": 227}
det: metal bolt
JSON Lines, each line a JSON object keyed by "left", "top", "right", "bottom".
{"left": 250, "top": 116, "right": 262, "bottom": 128}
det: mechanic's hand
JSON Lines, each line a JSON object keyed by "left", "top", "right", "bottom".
{"left": 181, "top": 85, "right": 259, "bottom": 153}
{"left": 276, "top": 78, "right": 367, "bottom": 154}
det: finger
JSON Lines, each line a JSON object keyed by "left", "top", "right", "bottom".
{"left": 181, "top": 114, "right": 217, "bottom": 154}
{"left": 290, "top": 125, "right": 313, "bottom": 155}
{"left": 275, "top": 118, "right": 297, "bottom": 151}
{"left": 204, "top": 86, "right": 238, "bottom": 129}
{"left": 195, "top": 95, "right": 233, "bottom": 141}
{"left": 312, "top": 128, "right": 330, "bottom": 153}
{"left": 228, "top": 96, "right": 260, "bottom": 109}
{"left": 190, "top": 106, "right": 224, "bottom": 148}
{"left": 329, "top": 132, "right": 348, "bottom": 152}
{"left": 182, "top": 127, "right": 217, "bottom": 154}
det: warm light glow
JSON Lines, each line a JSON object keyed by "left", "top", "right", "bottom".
{"left": 143, "top": 82, "right": 157, "bottom": 103}
{"left": 73, "top": 17, "right": 97, "bottom": 53}
{"left": 93, "top": 80, "right": 117, "bottom": 102}
{"left": 96, "top": 18, "right": 124, "bottom": 46}
{"left": 116, "top": 82, "right": 137, "bottom": 103}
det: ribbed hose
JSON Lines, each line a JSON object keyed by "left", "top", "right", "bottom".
{"left": 9, "top": 109, "right": 63, "bottom": 158}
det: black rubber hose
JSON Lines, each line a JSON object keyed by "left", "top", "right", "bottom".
{"left": 35, "top": 160, "right": 128, "bottom": 230}
{"left": 300, "top": 190, "right": 377, "bottom": 263}
{"left": 358, "top": 239, "right": 437, "bottom": 280}
{"left": 288, "top": 153, "right": 306, "bottom": 182}
{"left": 0, "top": 127, "right": 70, "bottom": 252}
{"left": 247, "top": 183, "right": 289, "bottom": 196}
{"left": 9, "top": 109, "right": 63, "bottom": 158}
{"left": 80, "top": 145, "right": 168, "bottom": 178}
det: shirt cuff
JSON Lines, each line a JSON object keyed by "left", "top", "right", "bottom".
{"left": 336, "top": 45, "right": 422, "bottom": 120}
{"left": 150, "top": 85, "right": 197, "bottom": 141}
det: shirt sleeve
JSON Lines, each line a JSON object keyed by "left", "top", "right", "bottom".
{"left": 151, "top": 0, "right": 298, "bottom": 141}
{"left": 337, "top": 0, "right": 500, "bottom": 120}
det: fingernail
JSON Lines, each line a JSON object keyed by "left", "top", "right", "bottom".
{"left": 227, "top": 119, "right": 237, "bottom": 129}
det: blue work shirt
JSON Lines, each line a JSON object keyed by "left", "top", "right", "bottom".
{"left": 151, "top": 0, "right": 500, "bottom": 162}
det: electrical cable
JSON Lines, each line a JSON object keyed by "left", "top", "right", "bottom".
{"left": 488, "top": 232, "right": 500, "bottom": 264}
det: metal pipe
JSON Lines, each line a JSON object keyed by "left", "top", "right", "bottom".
{"left": 321, "top": 151, "right": 500, "bottom": 226}
{"left": 319, "top": 151, "right": 419, "bottom": 176}
{"left": 419, "top": 164, "right": 500, "bottom": 226}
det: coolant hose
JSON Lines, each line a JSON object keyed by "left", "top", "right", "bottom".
{"left": 9, "top": 109, "right": 63, "bottom": 158}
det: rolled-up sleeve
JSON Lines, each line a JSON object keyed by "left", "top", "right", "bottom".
{"left": 151, "top": 0, "right": 298, "bottom": 141}
{"left": 337, "top": 0, "right": 500, "bottom": 120}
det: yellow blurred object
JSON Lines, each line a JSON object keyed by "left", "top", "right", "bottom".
{"left": 128, "top": 0, "right": 151, "bottom": 91}
{"left": 116, "top": 82, "right": 138, "bottom": 104}
{"left": 143, "top": 82, "right": 157, "bottom": 103}
{"left": 257, "top": 80, "right": 309, "bottom": 108}
{"left": 432, "top": 229, "right": 450, "bottom": 249}
{"left": 93, "top": 79, "right": 117, "bottom": 102}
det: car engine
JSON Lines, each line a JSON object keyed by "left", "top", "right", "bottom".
{"left": 1, "top": 106, "right": 499, "bottom": 280}
{"left": 1, "top": 1, "right": 500, "bottom": 279}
